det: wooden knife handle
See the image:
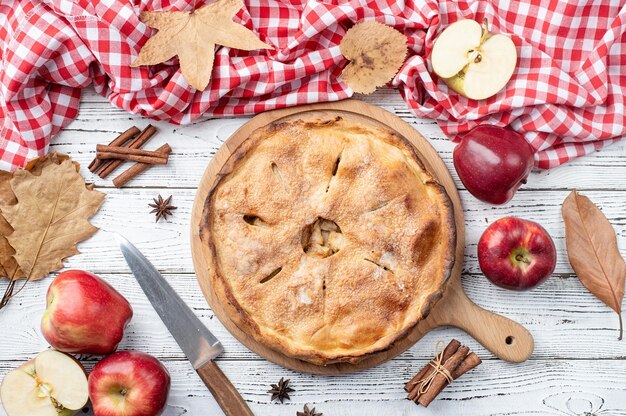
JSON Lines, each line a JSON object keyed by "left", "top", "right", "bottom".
{"left": 196, "top": 360, "right": 254, "bottom": 416}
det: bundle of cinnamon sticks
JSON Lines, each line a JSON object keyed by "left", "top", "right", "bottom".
{"left": 88, "top": 125, "right": 171, "bottom": 188}
{"left": 404, "top": 339, "right": 481, "bottom": 407}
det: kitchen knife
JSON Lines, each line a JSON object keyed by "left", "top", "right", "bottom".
{"left": 116, "top": 234, "right": 253, "bottom": 416}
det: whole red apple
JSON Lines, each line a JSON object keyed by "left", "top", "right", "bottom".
{"left": 478, "top": 217, "right": 556, "bottom": 290}
{"left": 453, "top": 125, "right": 534, "bottom": 204}
{"left": 88, "top": 351, "right": 170, "bottom": 416}
{"left": 41, "top": 270, "right": 133, "bottom": 355}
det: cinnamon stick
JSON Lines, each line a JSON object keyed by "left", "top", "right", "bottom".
{"left": 89, "top": 126, "right": 140, "bottom": 172}
{"left": 96, "top": 144, "right": 169, "bottom": 158}
{"left": 451, "top": 352, "right": 481, "bottom": 379}
{"left": 96, "top": 151, "right": 167, "bottom": 165}
{"left": 98, "top": 124, "right": 157, "bottom": 178}
{"left": 113, "top": 144, "right": 172, "bottom": 188}
{"left": 417, "top": 345, "right": 469, "bottom": 407}
{"left": 405, "top": 339, "right": 460, "bottom": 393}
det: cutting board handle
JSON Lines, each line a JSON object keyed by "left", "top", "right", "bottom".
{"left": 433, "top": 281, "right": 534, "bottom": 363}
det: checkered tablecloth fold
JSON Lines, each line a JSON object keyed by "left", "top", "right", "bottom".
{"left": 1, "top": 0, "right": 625, "bottom": 170}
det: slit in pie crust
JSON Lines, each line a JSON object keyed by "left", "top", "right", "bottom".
{"left": 200, "top": 116, "right": 456, "bottom": 365}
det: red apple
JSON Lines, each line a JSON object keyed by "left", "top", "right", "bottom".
{"left": 453, "top": 125, "right": 534, "bottom": 205}
{"left": 41, "top": 270, "right": 133, "bottom": 355}
{"left": 88, "top": 351, "right": 170, "bottom": 416}
{"left": 478, "top": 217, "right": 556, "bottom": 290}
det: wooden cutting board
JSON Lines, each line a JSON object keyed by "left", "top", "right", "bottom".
{"left": 190, "top": 99, "right": 534, "bottom": 374}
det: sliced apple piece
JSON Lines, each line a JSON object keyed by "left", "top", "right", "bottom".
{"left": 0, "top": 350, "right": 88, "bottom": 416}
{"left": 431, "top": 19, "right": 517, "bottom": 100}
{"left": 431, "top": 19, "right": 483, "bottom": 78}
{"left": 0, "top": 360, "right": 64, "bottom": 416}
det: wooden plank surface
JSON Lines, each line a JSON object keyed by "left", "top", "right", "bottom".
{"left": 1, "top": 87, "right": 625, "bottom": 415}
{"left": 18, "top": 187, "right": 621, "bottom": 276}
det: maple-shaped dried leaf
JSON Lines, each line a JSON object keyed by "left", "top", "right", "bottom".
{"left": 339, "top": 21, "right": 407, "bottom": 94}
{"left": 131, "top": 0, "right": 273, "bottom": 91}
{"left": 562, "top": 190, "right": 626, "bottom": 339}
{"left": 0, "top": 160, "right": 105, "bottom": 281}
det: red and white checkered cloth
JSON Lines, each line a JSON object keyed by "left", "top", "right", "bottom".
{"left": 1, "top": 0, "right": 625, "bottom": 171}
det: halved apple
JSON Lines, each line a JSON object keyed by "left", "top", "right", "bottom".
{"left": 431, "top": 19, "right": 517, "bottom": 100}
{"left": 0, "top": 350, "right": 88, "bottom": 416}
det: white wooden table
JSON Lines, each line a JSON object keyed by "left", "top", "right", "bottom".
{"left": 1, "top": 87, "right": 626, "bottom": 416}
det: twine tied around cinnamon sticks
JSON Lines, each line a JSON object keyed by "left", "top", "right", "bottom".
{"left": 88, "top": 125, "right": 171, "bottom": 187}
{"left": 410, "top": 340, "right": 453, "bottom": 396}
{"left": 404, "top": 339, "right": 481, "bottom": 407}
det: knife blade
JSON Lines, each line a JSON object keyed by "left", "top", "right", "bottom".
{"left": 116, "top": 234, "right": 253, "bottom": 416}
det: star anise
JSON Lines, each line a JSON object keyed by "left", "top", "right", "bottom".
{"left": 149, "top": 194, "right": 177, "bottom": 222}
{"left": 297, "top": 404, "right": 322, "bottom": 416}
{"left": 268, "top": 377, "right": 294, "bottom": 403}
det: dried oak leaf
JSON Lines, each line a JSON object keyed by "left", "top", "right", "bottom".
{"left": 29, "top": 152, "right": 95, "bottom": 190}
{"left": 24, "top": 152, "right": 76, "bottom": 174}
{"left": 0, "top": 160, "right": 105, "bottom": 281}
{"left": 339, "top": 21, "right": 407, "bottom": 94}
{"left": 0, "top": 152, "right": 85, "bottom": 280}
{"left": 131, "top": 0, "right": 273, "bottom": 91}
{"left": 562, "top": 190, "right": 626, "bottom": 339}
{"left": 0, "top": 170, "right": 19, "bottom": 280}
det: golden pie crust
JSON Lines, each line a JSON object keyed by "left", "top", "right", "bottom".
{"left": 200, "top": 116, "right": 455, "bottom": 365}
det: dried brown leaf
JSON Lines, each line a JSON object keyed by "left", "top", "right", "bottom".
{"left": 24, "top": 152, "right": 75, "bottom": 173}
{"left": 0, "top": 153, "right": 80, "bottom": 280}
{"left": 0, "top": 160, "right": 105, "bottom": 281}
{"left": 562, "top": 190, "right": 626, "bottom": 339}
{"left": 131, "top": 0, "right": 273, "bottom": 91}
{"left": 0, "top": 225, "right": 20, "bottom": 280}
{"left": 339, "top": 21, "right": 407, "bottom": 94}
{"left": 0, "top": 171, "right": 21, "bottom": 280}
{"left": 0, "top": 171, "right": 16, "bottom": 206}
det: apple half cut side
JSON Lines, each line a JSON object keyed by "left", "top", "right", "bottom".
{"left": 431, "top": 19, "right": 517, "bottom": 100}
{"left": 0, "top": 350, "right": 88, "bottom": 416}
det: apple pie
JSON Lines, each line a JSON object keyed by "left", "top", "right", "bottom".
{"left": 200, "top": 116, "right": 456, "bottom": 365}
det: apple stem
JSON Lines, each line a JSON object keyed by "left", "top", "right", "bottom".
{"left": 515, "top": 254, "right": 530, "bottom": 264}
{"left": 618, "top": 313, "right": 623, "bottom": 341}
{"left": 480, "top": 18, "right": 489, "bottom": 44}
